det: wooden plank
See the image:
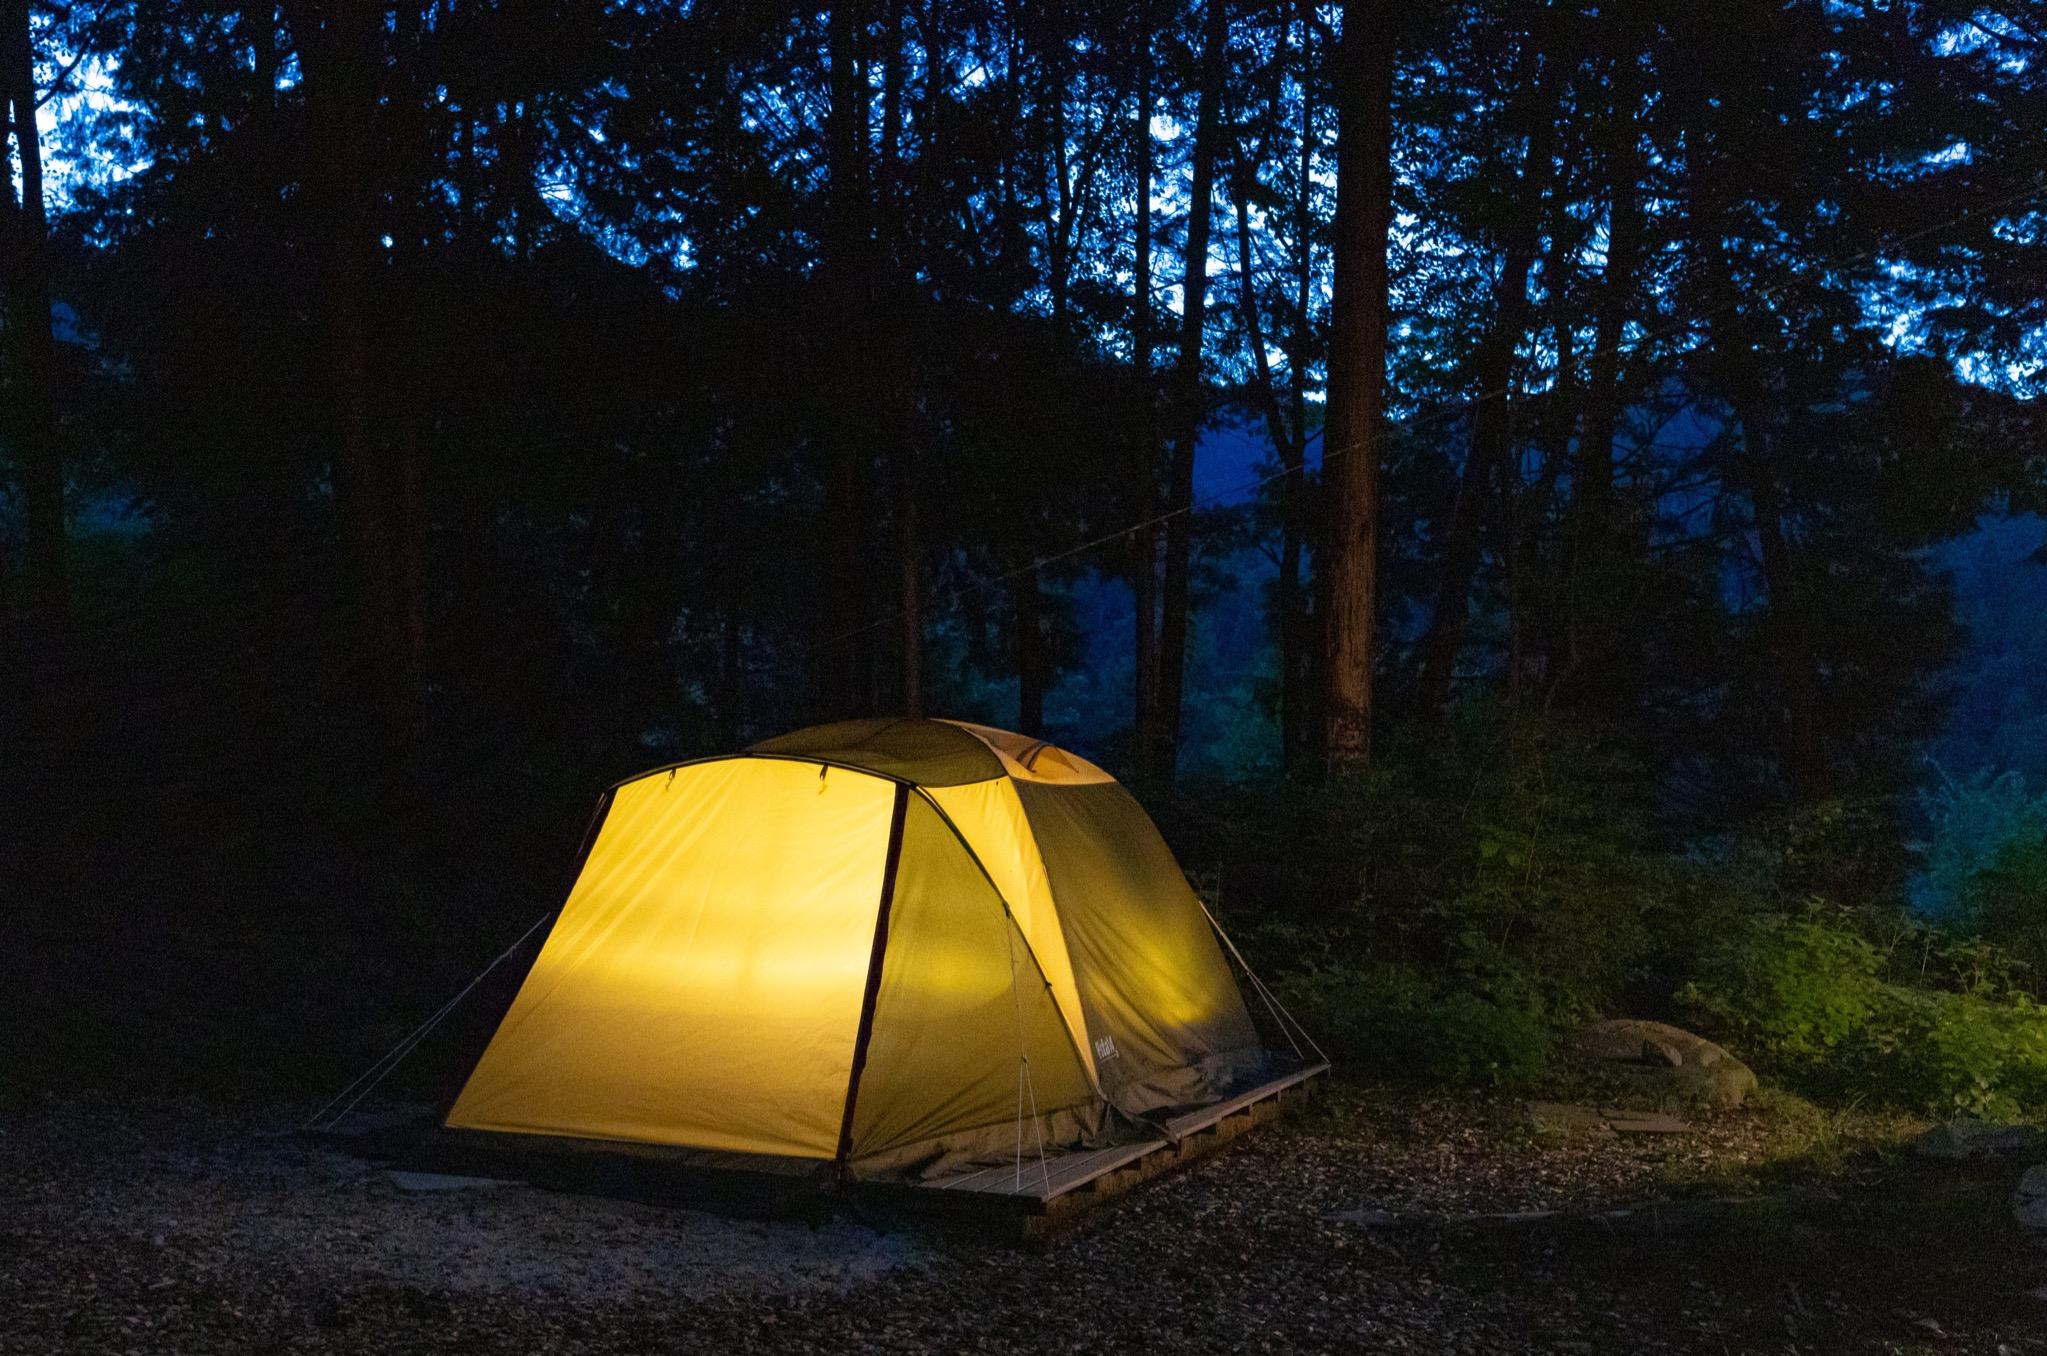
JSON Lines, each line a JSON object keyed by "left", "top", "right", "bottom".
{"left": 921, "top": 1063, "right": 1330, "bottom": 1205}
{"left": 1037, "top": 1142, "right": 1163, "bottom": 1197}
{"left": 1022, "top": 1077, "right": 1320, "bottom": 1242}
{"left": 849, "top": 1073, "right": 1324, "bottom": 1243}
{"left": 1161, "top": 1063, "right": 1330, "bottom": 1140}
{"left": 925, "top": 1140, "right": 1163, "bottom": 1195}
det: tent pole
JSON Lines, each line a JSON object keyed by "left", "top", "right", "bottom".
{"left": 833, "top": 782, "right": 911, "bottom": 1182}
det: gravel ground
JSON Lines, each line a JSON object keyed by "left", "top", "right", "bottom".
{"left": 4, "top": 1085, "right": 2044, "bottom": 1354}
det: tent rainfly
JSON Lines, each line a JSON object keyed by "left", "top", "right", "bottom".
{"left": 447, "top": 717, "right": 1286, "bottom": 1179}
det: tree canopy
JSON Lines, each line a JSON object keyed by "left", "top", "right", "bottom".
{"left": 3, "top": 0, "right": 2045, "bottom": 894}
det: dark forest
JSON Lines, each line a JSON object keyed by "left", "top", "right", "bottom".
{"left": 6, "top": 1, "right": 2047, "bottom": 1350}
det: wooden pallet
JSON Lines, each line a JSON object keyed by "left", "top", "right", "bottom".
{"left": 389, "top": 1063, "right": 1328, "bottom": 1243}
{"left": 872, "top": 1062, "right": 1328, "bottom": 1240}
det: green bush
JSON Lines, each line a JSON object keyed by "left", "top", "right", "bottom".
{"left": 1837, "top": 985, "right": 2047, "bottom": 1122}
{"left": 1957, "top": 832, "right": 2047, "bottom": 984}
{"left": 1274, "top": 962, "right": 1551, "bottom": 1090}
{"left": 1683, "top": 909, "right": 2047, "bottom": 1120}
{"left": 1416, "top": 991, "right": 1554, "bottom": 1088}
{"left": 1174, "top": 703, "right": 1755, "bottom": 1035}
{"left": 1922, "top": 767, "right": 2047, "bottom": 916}
{"left": 1680, "top": 912, "right": 1884, "bottom": 1066}
{"left": 1768, "top": 796, "right": 1921, "bottom": 910}
{"left": 1269, "top": 962, "right": 1428, "bottom": 1066}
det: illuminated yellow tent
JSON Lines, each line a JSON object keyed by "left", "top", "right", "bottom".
{"left": 446, "top": 717, "right": 1272, "bottom": 1177}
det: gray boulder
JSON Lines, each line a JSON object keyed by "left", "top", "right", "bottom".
{"left": 1574, "top": 1019, "right": 1758, "bottom": 1109}
{"left": 1915, "top": 1119, "right": 2044, "bottom": 1161}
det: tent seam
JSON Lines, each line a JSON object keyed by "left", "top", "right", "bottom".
{"left": 910, "top": 786, "right": 1105, "bottom": 1100}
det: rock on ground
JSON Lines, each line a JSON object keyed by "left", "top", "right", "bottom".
{"left": 1574, "top": 1019, "right": 1757, "bottom": 1109}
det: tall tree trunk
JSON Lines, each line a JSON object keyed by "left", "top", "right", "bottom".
{"left": 1518, "top": 56, "right": 1582, "bottom": 701}
{"left": 895, "top": 414, "right": 922, "bottom": 716}
{"left": 880, "top": 0, "right": 920, "bottom": 715}
{"left": 1130, "top": 0, "right": 1161, "bottom": 772}
{"left": 1717, "top": 331, "right": 1827, "bottom": 802}
{"left": 1044, "top": 14, "right": 1071, "bottom": 347}
{"left": 1154, "top": 0, "right": 1228, "bottom": 780}
{"left": 289, "top": 0, "right": 418, "bottom": 748}
{"left": 1318, "top": 0, "right": 1395, "bottom": 772}
{"left": 881, "top": 0, "right": 905, "bottom": 233}
{"left": 1576, "top": 61, "right": 1639, "bottom": 557}
{"left": 1414, "top": 33, "right": 1562, "bottom": 713}
{"left": 1284, "top": 1, "right": 1315, "bottom": 771}
{"left": 504, "top": 100, "right": 533, "bottom": 259}
{"left": 248, "top": 2, "right": 279, "bottom": 119}
{"left": 2, "top": 0, "right": 65, "bottom": 627}
{"left": 1524, "top": 250, "right": 1577, "bottom": 694}
{"left": 1015, "top": 566, "right": 1045, "bottom": 736}
{"left": 823, "top": 0, "right": 874, "bottom": 717}
{"left": 1674, "top": 34, "right": 1826, "bottom": 804}
{"left": 720, "top": 552, "right": 744, "bottom": 744}
{"left": 388, "top": 1, "right": 430, "bottom": 739}
{"left": 1562, "top": 47, "right": 1642, "bottom": 699}
{"left": 1230, "top": 158, "right": 1307, "bottom": 773}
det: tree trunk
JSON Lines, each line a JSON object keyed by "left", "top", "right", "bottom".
{"left": 388, "top": 2, "right": 431, "bottom": 740}
{"left": 1130, "top": 0, "right": 1161, "bottom": 773}
{"left": 1044, "top": 13, "right": 1071, "bottom": 348}
{"left": 1285, "top": 1, "right": 1315, "bottom": 770}
{"left": 248, "top": 2, "right": 279, "bottom": 123}
{"left": 1015, "top": 566, "right": 1045, "bottom": 736}
{"left": 1524, "top": 261, "right": 1576, "bottom": 694}
{"left": 895, "top": 417, "right": 922, "bottom": 716}
{"left": 1671, "top": 33, "right": 1826, "bottom": 803}
{"left": 1414, "top": 33, "right": 1562, "bottom": 713}
{"left": 2, "top": 0, "right": 65, "bottom": 627}
{"left": 1577, "top": 71, "right": 1638, "bottom": 555}
{"left": 879, "top": 0, "right": 920, "bottom": 715}
{"left": 720, "top": 554, "right": 744, "bottom": 744}
{"left": 1318, "top": 0, "right": 1395, "bottom": 772}
{"left": 1155, "top": 0, "right": 1228, "bottom": 781}
{"left": 392, "top": 402, "right": 427, "bottom": 687}
{"left": 1717, "top": 336, "right": 1827, "bottom": 802}
{"left": 1230, "top": 158, "right": 1307, "bottom": 773}
{"left": 289, "top": 0, "right": 419, "bottom": 748}
{"left": 823, "top": 0, "right": 874, "bottom": 717}
{"left": 1562, "top": 48, "right": 1642, "bottom": 699}
{"left": 881, "top": 0, "right": 905, "bottom": 234}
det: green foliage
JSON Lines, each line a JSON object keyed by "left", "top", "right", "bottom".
{"left": 1188, "top": 706, "right": 1710, "bottom": 1011}
{"left": 1683, "top": 908, "right": 2047, "bottom": 1120}
{"left": 1954, "top": 832, "right": 2047, "bottom": 983}
{"left": 1272, "top": 962, "right": 1550, "bottom": 1090}
{"left": 1764, "top": 798, "right": 1920, "bottom": 912}
{"left": 1680, "top": 912, "right": 1883, "bottom": 1065}
{"left": 1419, "top": 991, "right": 1555, "bottom": 1089}
{"left": 1921, "top": 767, "right": 2047, "bottom": 916}
{"left": 1177, "top": 704, "right": 1766, "bottom": 1089}
{"left": 1837, "top": 986, "right": 2047, "bottom": 1122}
{"left": 1917, "top": 766, "right": 2047, "bottom": 990}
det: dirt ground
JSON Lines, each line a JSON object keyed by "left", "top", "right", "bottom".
{"left": 4, "top": 1083, "right": 2044, "bottom": 1355}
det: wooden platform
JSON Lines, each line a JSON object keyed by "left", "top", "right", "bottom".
{"left": 876, "top": 1062, "right": 1328, "bottom": 1240}
{"left": 383, "top": 1062, "right": 1327, "bottom": 1243}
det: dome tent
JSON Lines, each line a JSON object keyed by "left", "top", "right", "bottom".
{"left": 447, "top": 717, "right": 1288, "bottom": 1179}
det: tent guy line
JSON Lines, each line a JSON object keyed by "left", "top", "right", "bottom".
{"left": 302, "top": 908, "right": 557, "bottom": 1134}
